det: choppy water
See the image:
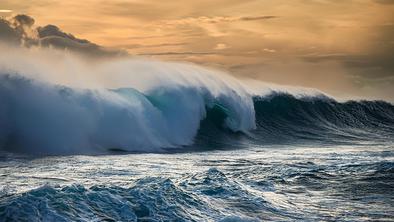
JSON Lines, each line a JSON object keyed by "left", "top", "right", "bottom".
{"left": 1, "top": 145, "right": 393, "bottom": 221}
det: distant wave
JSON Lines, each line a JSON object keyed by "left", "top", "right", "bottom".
{"left": 1, "top": 54, "right": 393, "bottom": 155}
{"left": 194, "top": 93, "right": 394, "bottom": 149}
{"left": 251, "top": 94, "right": 394, "bottom": 143}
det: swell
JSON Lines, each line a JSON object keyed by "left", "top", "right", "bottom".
{"left": 194, "top": 93, "right": 394, "bottom": 149}
{"left": 250, "top": 93, "right": 394, "bottom": 144}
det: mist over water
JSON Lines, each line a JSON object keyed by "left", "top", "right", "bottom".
{"left": 0, "top": 46, "right": 259, "bottom": 154}
{"left": 0, "top": 46, "right": 393, "bottom": 221}
{"left": 2, "top": 46, "right": 392, "bottom": 155}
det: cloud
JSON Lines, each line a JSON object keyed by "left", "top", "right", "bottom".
{"left": 13, "top": 14, "right": 35, "bottom": 27}
{"left": 0, "top": 14, "right": 38, "bottom": 46}
{"left": 114, "top": 42, "right": 187, "bottom": 49}
{"left": 37, "top": 25, "right": 89, "bottom": 44}
{"left": 0, "top": 19, "right": 21, "bottom": 45}
{"left": 263, "top": 48, "right": 276, "bottom": 53}
{"left": 0, "top": 14, "right": 126, "bottom": 57}
{"left": 239, "top": 16, "right": 278, "bottom": 21}
{"left": 2, "top": 1, "right": 392, "bottom": 101}
{"left": 163, "top": 15, "right": 278, "bottom": 25}
{"left": 373, "top": 0, "right": 394, "bottom": 4}
{"left": 137, "top": 51, "right": 215, "bottom": 56}
{"left": 302, "top": 23, "right": 394, "bottom": 81}
{"left": 36, "top": 24, "right": 125, "bottom": 56}
{"left": 214, "top": 43, "right": 228, "bottom": 50}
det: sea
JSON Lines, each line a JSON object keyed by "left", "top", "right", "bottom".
{"left": 0, "top": 56, "right": 393, "bottom": 221}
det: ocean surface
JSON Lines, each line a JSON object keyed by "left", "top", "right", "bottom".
{"left": 0, "top": 58, "right": 394, "bottom": 221}
{"left": 1, "top": 145, "right": 393, "bottom": 221}
{"left": 1, "top": 93, "right": 393, "bottom": 221}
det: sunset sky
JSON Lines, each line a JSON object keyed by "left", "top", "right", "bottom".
{"left": 1, "top": 0, "right": 393, "bottom": 100}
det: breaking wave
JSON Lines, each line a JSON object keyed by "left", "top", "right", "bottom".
{"left": 0, "top": 49, "right": 393, "bottom": 155}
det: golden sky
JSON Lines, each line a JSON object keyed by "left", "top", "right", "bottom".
{"left": 1, "top": 0, "right": 394, "bottom": 100}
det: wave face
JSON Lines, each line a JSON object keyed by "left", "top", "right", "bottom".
{"left": 0, "top": 53, "right": 393, "bottom": 154}
{"left": 250, "top": 94, "right": 394, "bottom": 144}
{"left": 193, "top": 94, "right": 394, "bottom": 150}
{"left": 0, "top": 65, "right": 256, "bottom": 155}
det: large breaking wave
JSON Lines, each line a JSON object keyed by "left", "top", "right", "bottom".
{"left": 0, "top": 72, "right": 255, "bottom": 154}
{"left": 1, "top": 48, "right": 393, "bottom": 155}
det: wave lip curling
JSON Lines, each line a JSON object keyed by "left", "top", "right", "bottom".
{"left": 0, "top": 54, "right": 256, "bottom": 154}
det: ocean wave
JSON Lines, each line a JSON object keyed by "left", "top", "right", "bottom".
{"left": 0, "top": 168, "right": 294, "bottom": 221}
{"left": 1, "top": 54, "right": 393, "bottom": 155}
{"left": 0, "top": 181, "right": 207, "bottom": 221}
{"left": 0, "top": 70, "right": 256, "bottom": 154}
{"left": 249, "top": 93, "right": 394, "bottom": 144}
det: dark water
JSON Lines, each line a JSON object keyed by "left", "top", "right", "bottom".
{"left": 0, "top": 146, "right": 393, "bottom": 221}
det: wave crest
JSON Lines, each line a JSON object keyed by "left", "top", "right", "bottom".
{"left": 0, "top": 68, "right": 255, "bottom": 154}
{"left": 1, "top": 52, "right": 393, "bottom": 155}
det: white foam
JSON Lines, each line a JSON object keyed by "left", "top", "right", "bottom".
{"left": 0, "top": 47, "right": 258, "bottom": 154}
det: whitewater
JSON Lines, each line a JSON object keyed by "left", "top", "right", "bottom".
{"left": 0, "top": 46, "right": 393, "bottom": 221}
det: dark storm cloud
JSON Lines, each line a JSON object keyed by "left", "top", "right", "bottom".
{"left": 0, "top": 19, "right": 21, "bottom": 45}
{"left": 13, "top": 14, "right": 35, "bottom": 27}
{"left": 0, "top": 14, "right": 126, "bottom": 57}
{"left": 37, "top": 25, "right": 90, "bottom": 44}
{"left": 36, "top": 24, "right": 126, "bottom": 57}
{"left": 39, "top": 35, "right": 125, "bottom": 57}
{"left": 0, "top": 14, "right": 37, "bottom": 45}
